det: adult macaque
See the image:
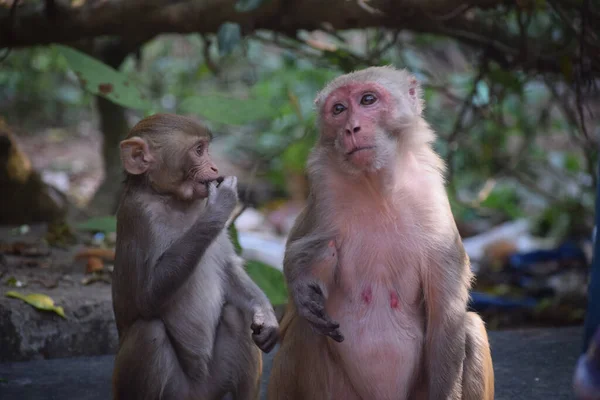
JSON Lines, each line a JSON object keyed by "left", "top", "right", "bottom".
{"left": 111, "top": 113, "right": 279, "bottom": 400}
{"left": 268, "top": 67, "right": 494, "bottom": 400}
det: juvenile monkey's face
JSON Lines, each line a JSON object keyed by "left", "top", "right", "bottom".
{"left": 181, "top": 138, "right": 221, "bottom": 200}
{"left": 321, "top": 83, "right": 396, "bottom": 170}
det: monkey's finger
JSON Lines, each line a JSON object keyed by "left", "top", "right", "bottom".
{"left": 326, "top": 330, "right": 345, "bottom": 343}
{"left": 250, "top": 322, "right": 263, "bottom": 335}
{"left": 265, "top": 329, "right": 280, "bottom": 349}
{"left": 207, "top": 181, "right": 218, "bottom": 200}
{"left": 299, "top": 302, "right": 331, "bottom": 325}
{"left": 304, "top": 301, "right": 340, "bottom": 329}
{"left": 253, "top": 329, "right": 277, "bottom": 352}
{"left": 254, "top": 331, "right": 278, "bottom": 353}
{"left": 262, "top": 336, "right": 278, "bottom": 353}
{"left": 303, "top": 312, "right": 340, "bottom": 332}
{"left": 221, "top": 176, "right": 238, "bottom": 191}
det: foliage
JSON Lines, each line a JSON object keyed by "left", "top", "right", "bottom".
{"left": 0, "top": 4, "right": 596, "bottom": 241}
{"left": 244, "top": 260, "right": 288, "bottom": 305}
{"left": 54, "top": 45, "right": 152, "bottom": 111}
{"left": 76, "top": 216, "right": 117, "bottom": 234}
{"left": 5, "top": 291, "right": 66, "bottom": 318}
{"left": 0, "top": 47, "right": 92, "bottom": 128}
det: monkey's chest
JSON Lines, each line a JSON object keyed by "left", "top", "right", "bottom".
{"left": 332, "top": 226, "right": 425, "bottom": 305}
{"left": 325, "top": 242, "right": 426, "bottom": 400}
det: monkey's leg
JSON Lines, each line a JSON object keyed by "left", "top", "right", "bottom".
{"left": 112, "top": 319, "right": 190, "bottom": 400}
{"left": 201, "top": 304, "right": 262, "bottom": 400}
{"left": 267, "top": 308, "right": 336, "bottom": 400}
{"left": 461, "top": 312, "right": 495, "bottom": 400}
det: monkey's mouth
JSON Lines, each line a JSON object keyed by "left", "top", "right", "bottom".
{"left": 199, "top": 176, "right": 224, "bottom": 188}
{"left": 347, "top": 146, "right": 375, "bottom": 156}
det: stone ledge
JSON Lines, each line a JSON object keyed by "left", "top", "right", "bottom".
{"left": 0, "top": 327, "right": 583, "bottom": 400}
{"left": 0, "top": 275, "right": 117, "bottom": 362}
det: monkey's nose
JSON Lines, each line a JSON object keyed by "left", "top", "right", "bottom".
{"left": 345, "top": 126, "right": 361, "bottom": 135}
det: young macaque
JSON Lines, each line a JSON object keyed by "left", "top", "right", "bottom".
{"left": 267, "top": 67, "right": 494, "bottom": 400}
{"left": 111, "top": 113, "right": 279, "bottom": 400}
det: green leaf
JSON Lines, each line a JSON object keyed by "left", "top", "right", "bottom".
{"left": 479, "top": 186, "right": 523, "bottom": 219}
{"left": 76, "top": 216, "right": 117, "bottom": 234}
{"left": 5, "top": 291, "right": 66, "bottom": 318}
{"left": 217, "top": 22, "right": 242, "bottom": 56}
{"left": 180, "top": 93, "right": 276, "bottom": 125}
{"left": 53, "top": 44, "right": 153, "bottom": 111}
{"left": 281, "top": 138, "right": 312, "bottom": 173}
{"left": 245, "top": 261, "right": 288, "bottom": 305}
{"left": 235, "top": 0, "right": 269, "bottom": 12}
{"left": 228, "top": 223, "right": 243, "bottom": 255}
{"left": 563, "top": 153, "right": 581, "bottom": 173}
{"left": 488, "top": 68, "right": 523, "bottom": 94}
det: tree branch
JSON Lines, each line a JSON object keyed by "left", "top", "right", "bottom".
{"left": 0, "top": 0, "right": 587, "bottom": 76}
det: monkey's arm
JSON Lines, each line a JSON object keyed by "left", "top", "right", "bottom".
{"left": 224, "top": 257, "right": 279, "bottom": 352}
{"left": 284, "top": 195, "right": 343, "bottom": 342}
{"left": 423, "top": 230, "right": 471, "bottom": 400}
{"left": 140, "top": 182, "right": 236, "bottom": 317}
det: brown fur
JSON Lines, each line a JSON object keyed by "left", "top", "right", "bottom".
{"left": 111, "top": 113, "right": 278, "bottom": 400}
{"left": 267, "top": 67, "right": 494, "bottom": 400}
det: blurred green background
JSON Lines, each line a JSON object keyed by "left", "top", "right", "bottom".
{"left": 0, "top": 0, "right": 598, "bottom": 333}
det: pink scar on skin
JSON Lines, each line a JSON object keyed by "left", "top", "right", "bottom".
{"left": 390, "top": 291, "right": 399, "bottom": 309}
{"left": 361, "top": 287, "right": 372, "bottom": 304}
{"left": 409, "top": 88, "right": 416, "bottom": 96}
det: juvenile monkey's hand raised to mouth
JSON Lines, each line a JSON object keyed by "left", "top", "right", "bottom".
{"left": 206, "top": 176, "right": 238, "bottom": 222}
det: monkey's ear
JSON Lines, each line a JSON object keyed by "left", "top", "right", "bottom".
{"left": 120, "top": 136, "right": 154, "bottom": 175}
{"left": 407, "top": 74, "right": 424, "bottom": 115}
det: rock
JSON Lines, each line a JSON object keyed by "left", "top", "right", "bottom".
{"left": 0, "top": 276, "right": 117, "bottom": 362}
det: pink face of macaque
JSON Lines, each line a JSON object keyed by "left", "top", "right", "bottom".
{"left": 179, "top": 138, "right": 221, "bottom": 199}
{"left": 321, "top": 83, "right": 395, "bottom": 169}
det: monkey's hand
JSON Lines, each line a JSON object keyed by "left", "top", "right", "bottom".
{"left": 295, "top": 282, "right": 344, "bottom": 343}
{"left": 206, "top": 176, "right": 238, "bottom": 222}
{"left": 251, "top": 309, "right": 279, "bottom": 353}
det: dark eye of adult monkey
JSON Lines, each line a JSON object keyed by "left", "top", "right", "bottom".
{"left": 267, "top": 67, "right": 494, "bottom": 400}
{"left": 111, "top": 113, "right": 279, "bottom": 400}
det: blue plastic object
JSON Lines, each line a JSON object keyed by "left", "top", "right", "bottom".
{"left": 508, "top": 240, "right": 588, "bottom": 273}
{"left": 468, "top": 291, "right": 537, "bottom": 312}
{"left": 583, "top": 160, "right": 600, "bottom": 353}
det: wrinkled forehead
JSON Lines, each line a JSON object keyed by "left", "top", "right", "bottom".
{"left": 318, "top": 81, "right": 392, "bottom": 112}
{"left": 148, "top": 127, "right": 210, "bottom": 153}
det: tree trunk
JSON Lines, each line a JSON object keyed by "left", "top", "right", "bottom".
{"left": 86, "top": 40, "right": 140, "bottom": 216}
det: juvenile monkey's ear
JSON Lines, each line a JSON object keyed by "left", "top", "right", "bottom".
{"left": 120, "top": 136, "right": 154, "bottom": 175}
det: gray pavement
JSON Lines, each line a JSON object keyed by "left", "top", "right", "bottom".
{"left": 0, "top": 326, "right": 582, "bottom": 400}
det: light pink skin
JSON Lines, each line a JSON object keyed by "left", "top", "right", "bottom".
{"left": 283, "top": 67, "right": 476, "bottom": 399}
{"left": 320, "top": 82, "right": 396, "bottom": 169}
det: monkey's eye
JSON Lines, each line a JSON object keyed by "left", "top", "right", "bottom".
{"left": 195, "top": 143, "right": 204, "bottom": 155}
{"left": 360, "top": 94, "right": 377, "bottom": 105}
{"left": 332, "top": 103, "right": 346, "bottom": 115}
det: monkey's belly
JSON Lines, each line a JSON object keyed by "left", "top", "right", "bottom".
{"left": 328, "top": 295, "right": 424, "bottom": 400}
{"left": 162, "top": 276, "right": 226, "bottom": 380}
